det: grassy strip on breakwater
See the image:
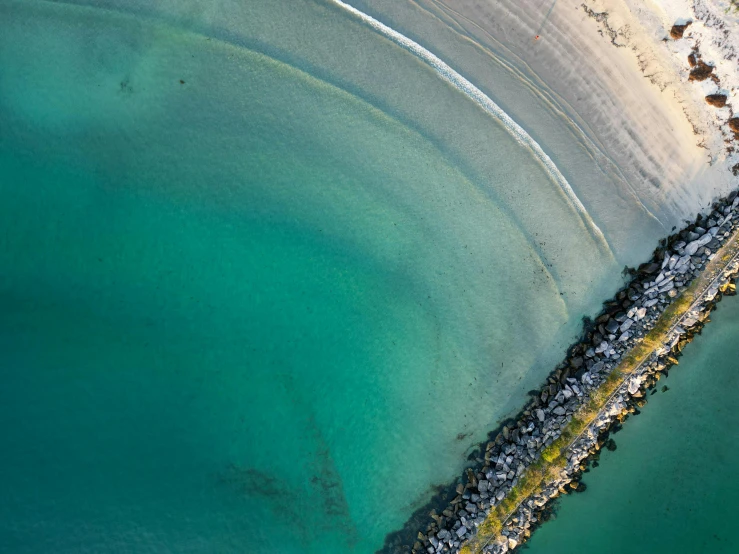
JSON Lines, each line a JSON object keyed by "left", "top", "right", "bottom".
{"left": 462, "top": 230, "right": 739, "bottom": 554}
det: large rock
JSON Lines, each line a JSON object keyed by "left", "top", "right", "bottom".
{"left": 659, "top": 281, "right": 675, "bottom": 293}
{"left": 675, "top": 254, "right": 691, "bottom": 269}
{"left": 685, "top": 233, "right": 713, "bottom": 255}
{"left": 638, "top": 262, "right": 660, "bottom": 275}
{"left": 595, "top": 340, "right": 609, "bottom": 354}
{"left": 689, "top": 60, "right": 713, "bottom": 81}
{"left": 619, "top": 318, "right": 634, "bottom": 332}
{"left": 670, "top": 21, "right": 691, "bottom": 39}
{"left": 706, "top": 94, "right": 728, "bottom": 108}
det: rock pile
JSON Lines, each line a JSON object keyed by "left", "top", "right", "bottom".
{"left": 688, "top": 60, "right": 714, "bottom": 81}
{"left": 412, "top": 190, "right": 739, "bottom": 554}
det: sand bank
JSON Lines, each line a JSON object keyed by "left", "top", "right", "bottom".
{"left": 355, "top": 0, "right": 737, "bottom": 252}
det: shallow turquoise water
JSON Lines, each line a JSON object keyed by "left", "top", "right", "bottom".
{"left": 524, "top": 296, "right": 739, "bottom": 554}
{"left": 1, "top": 1, "right": 624, "bottom": 552}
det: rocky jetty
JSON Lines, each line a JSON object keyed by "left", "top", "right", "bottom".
{"left": 410, "top": 190, "right": 739, "bottom": 554}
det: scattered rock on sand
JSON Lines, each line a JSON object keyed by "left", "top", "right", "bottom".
{"left": 689, "top": 60, "right": 713, "bottom": 81}
{"left": 705, "top": 94, "right": 728, "bottom": 107}
{"left": 670, "top": 21, "right": 691, "bottom": 39}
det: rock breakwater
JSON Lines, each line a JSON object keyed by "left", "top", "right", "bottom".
{"left": 407, "top": 190, "right": 739, "bottom": 554}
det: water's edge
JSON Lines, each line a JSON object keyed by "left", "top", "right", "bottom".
{"left": 476, "top": 209, "right": 739, "bottom": 554}
{"left": 386, "top": 190, "right": 739, "bottom": 554}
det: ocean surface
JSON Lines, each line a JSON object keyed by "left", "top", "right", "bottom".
{"left": 0, "top": 1, "right": 649, "bottom": 553}
{"left": 524, "top": 295, "right": 739, "bottom": 554}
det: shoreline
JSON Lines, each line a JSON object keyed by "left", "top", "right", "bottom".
{"left": 377, "top": 4, "right": 739, "bottom": 553}
{"left": 401, "top": 189, "right": 739, "bottom": 554}
{"left": 472, "top": 195, "right": 739, "bottom": 554}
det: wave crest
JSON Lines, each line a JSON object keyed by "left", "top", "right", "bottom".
{"left": 330, "top": 0, "right": 612, "bottom": 255}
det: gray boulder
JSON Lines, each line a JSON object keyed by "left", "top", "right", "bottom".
{"left": 620, "top": 318, "right": 634, "bottom": 332}
{"left": 685, "top": 233, "right": 713, "bottom": 255}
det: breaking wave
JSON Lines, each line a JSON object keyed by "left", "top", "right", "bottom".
{"left": 330, "top": 0, "right": 612, "bottom": 254}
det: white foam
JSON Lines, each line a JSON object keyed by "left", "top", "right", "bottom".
{"left": 330, "top": 0, "right": 612, "bottom": 254}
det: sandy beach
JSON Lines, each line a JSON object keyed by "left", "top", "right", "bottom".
{"left": 355, "top": 0, "right": 738, "bottom": 253}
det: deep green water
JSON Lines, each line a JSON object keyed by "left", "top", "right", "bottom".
{"left": 524, "top": 296, "right": 739, "bottom": 554}
{"left": 0, "top": 1, "right": 636, "bottom": 553}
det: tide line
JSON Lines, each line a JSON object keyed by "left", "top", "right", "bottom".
{"left": 330, "top": 0, "right": 614, "bottom": 256}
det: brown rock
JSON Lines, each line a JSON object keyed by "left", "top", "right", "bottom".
{"left": 728, "top": 118, "right": 739, "bottom": 134}
{"left": 689, "top": 61, "right": 713, "bottom": 81}
{"left": 705, "top": 94, "right": 728, "bottom": 108}
{"left": 670, "top": 21, "right": 691, "bottom": 39}
{"left": 688, "top": 51, "right": 698, "bottom": 67}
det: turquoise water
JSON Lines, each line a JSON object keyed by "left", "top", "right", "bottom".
{"left": 524, "top": 296, "right": 739, "bottom": 554}
{"left": 1, "top": 1, "right": 626, "bottom": 553}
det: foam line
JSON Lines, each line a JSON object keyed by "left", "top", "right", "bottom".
{"left": 330, "top": 0, "right": 613, "bottom": 254}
